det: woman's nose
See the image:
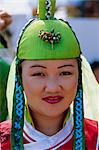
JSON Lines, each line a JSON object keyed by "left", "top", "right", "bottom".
{"left": 45, "top": 78, "right": 61, "bottom": 93}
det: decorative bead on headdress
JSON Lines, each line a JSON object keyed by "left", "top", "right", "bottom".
{"left": 38, "top": 28, "right": 61, "bottom": 49}
{"left": 38, "top": 1, "right": 61, "bottom": 49}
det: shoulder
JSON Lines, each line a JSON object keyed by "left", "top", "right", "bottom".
{"left": 0, "top": 120, "right": 11, "bottom": 150}
{"left": 84, "top": 118, "right": 99, "bottom": 149}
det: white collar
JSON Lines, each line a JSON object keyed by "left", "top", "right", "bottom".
{"left": 23, "top": 114, "right": 74, "bottom": 150}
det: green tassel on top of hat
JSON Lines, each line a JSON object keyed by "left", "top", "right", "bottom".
{"left": 39, "top": 0, "right": 56, "bottom": 20}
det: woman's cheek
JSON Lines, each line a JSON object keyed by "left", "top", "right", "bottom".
{"left": 62, "top": 78, "right": 78, "bottom": 97}
{"left": 62, "top": 78, "right": 77, "bottom": 89}
{"left": 27, "top": 79, "right": 44, "bottom": 94}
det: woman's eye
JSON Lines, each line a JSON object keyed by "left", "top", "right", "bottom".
{"left": 60, "top": 71, "right": 72, "bottom": 76}
{"left": 32, "top": 72, "right": 45, "bottom": 77}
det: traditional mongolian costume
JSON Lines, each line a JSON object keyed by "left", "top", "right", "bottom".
{"left": 0, "top": 0, "right": 99, "bottom": 149}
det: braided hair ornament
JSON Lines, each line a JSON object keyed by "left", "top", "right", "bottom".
{"left": 11, "top": 20, "right": 34, "bottom": 150}
{"left": 10, "top": 0, "right": 86, "bottom": 149}
{"left": 73, "top": 58, "right": 85, "bottom": 150}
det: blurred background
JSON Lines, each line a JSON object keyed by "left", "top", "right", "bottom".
{"left": 0, "top": 0, "right": 99, "bottom": 121}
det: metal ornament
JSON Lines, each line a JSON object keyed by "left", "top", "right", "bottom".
{"left": 38, "top": 28, "right": 61, "bottom": 49}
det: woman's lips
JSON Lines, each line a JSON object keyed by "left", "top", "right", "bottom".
{"left": 42, "top": 96, "right": 64, "bottom": 104}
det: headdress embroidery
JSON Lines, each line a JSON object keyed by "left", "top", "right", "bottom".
{"left": 38, "top": 28, "right": 61, "bottom": 49}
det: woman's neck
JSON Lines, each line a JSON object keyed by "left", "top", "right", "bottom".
{"left": 29, "top": 108, "right": 69, "bottom": 136}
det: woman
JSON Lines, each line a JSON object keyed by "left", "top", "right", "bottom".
{"left": 1, "top": 0, "right": 99, "bottom": 149}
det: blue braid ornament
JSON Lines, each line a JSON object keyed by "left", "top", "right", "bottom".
{"left": 75, "top": 87, "right": 84, "bottom": 149}
{"left": 73, "top": 59, "right": 85, "bottom": 150}
{"left": 11, "top": 20, "right": 34, "bottom": 150}
{"left": 11, "top": 58, "right": 25, "bottom": 150}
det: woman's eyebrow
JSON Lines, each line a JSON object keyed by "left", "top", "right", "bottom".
{"left": 30, "top": 65, "right": 46, "bottom": 68}
{"left": 58, "top": 64, "right": 74, "bottom": 69}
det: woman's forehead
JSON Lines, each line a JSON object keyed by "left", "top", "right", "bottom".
{"left": 22, "top": 59, "right": 78, "bottom": 67}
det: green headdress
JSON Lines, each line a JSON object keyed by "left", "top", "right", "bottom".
{"left": 17, "top": 0, "right": 80, "bottom": 60}
{"left": 10, "top": 0, "right": 87, "bottom": 149}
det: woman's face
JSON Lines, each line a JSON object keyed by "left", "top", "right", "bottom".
{"left": 21, "top": 59, "right": 79, "bottom": 118}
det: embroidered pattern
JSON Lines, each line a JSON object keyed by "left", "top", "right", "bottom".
{"left": 1, "top": 123, "right": 10, "bottom": 143}
{"left": 75, "top": 88, "right": 83, "bottom": 149}
{"left": 38, "top": 28, "right": 61, "bottom": 45}
{"left": 45, "top": 0, "right": 51, "bottom": 20}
